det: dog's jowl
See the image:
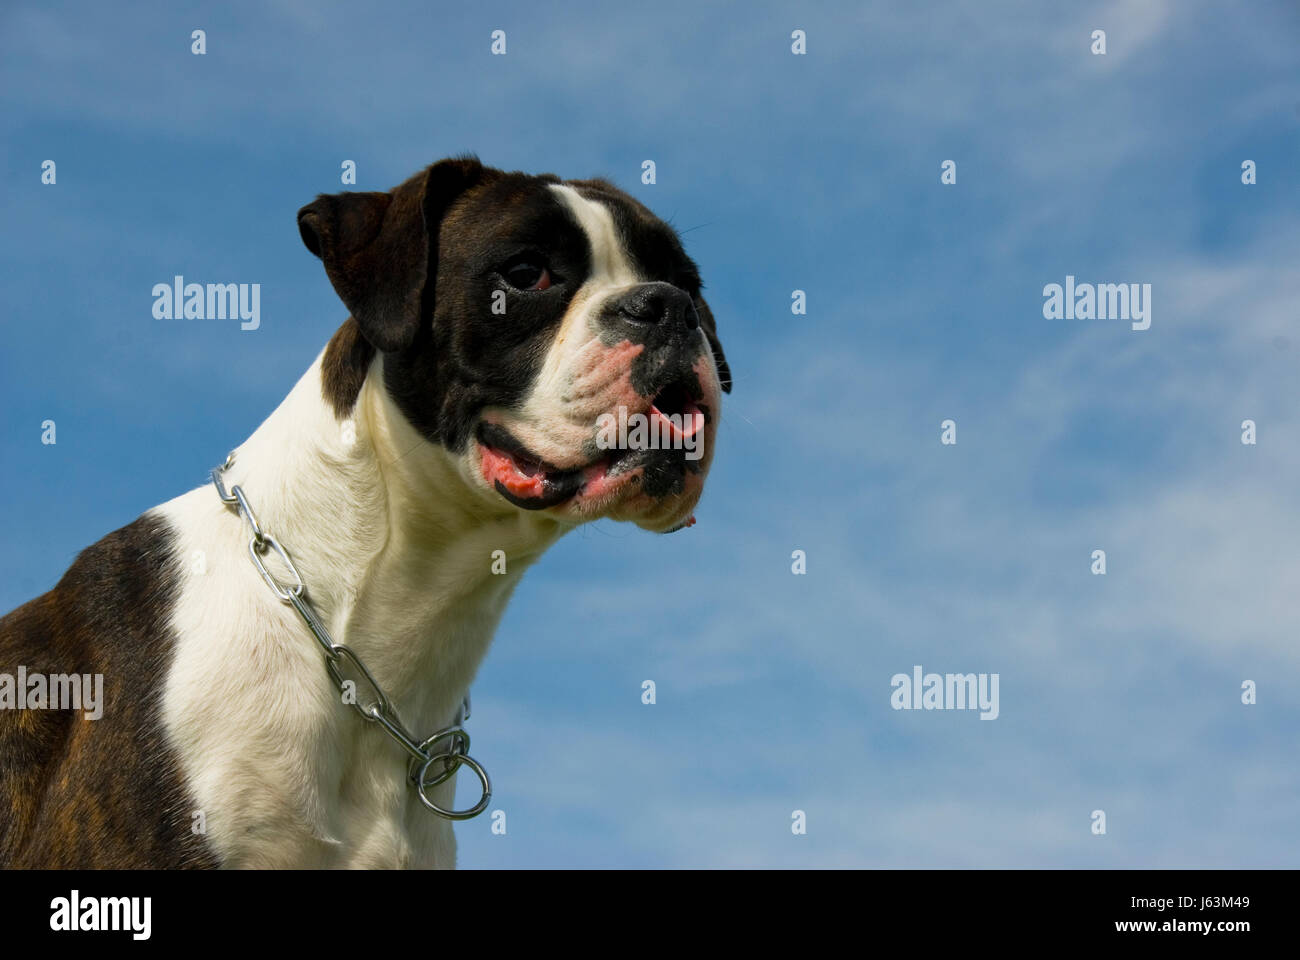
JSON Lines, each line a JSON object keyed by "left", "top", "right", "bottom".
{"left": 0, "top": 157, "right": 729, "bottom": 868}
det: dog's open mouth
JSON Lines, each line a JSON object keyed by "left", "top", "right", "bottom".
{"left": 478, "top": 383, "right": 709, "bottom": 511}
{"left": 478, "top": 422, "right": 631, "bottom": 510}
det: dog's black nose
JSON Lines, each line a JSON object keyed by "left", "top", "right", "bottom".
{"left": 610, "top": 282, "right": 699, "bottom": 334}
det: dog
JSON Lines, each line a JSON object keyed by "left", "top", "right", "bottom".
{"left": 0, "top": 156, "right": 730, "bottom": 868}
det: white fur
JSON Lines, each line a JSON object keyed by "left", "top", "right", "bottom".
{"left": 157, "top": 354, "right": 563, "bottom": 868}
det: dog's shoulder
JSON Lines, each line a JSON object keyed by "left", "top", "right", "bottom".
{"left": 0, "top": 514, "right": 218, "bottom": 867}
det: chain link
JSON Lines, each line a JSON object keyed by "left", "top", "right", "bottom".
{"left": 211, "top": 451, "right": 491, "bottom": 821}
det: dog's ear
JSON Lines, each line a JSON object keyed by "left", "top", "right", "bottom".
{"left": 297, "top": 157, "right": 486, "bottom": 352}
{"left": 695, "top": 297, "right": 732, "bottom": 393}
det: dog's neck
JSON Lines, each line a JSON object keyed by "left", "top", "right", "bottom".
{"left": 223, "top": 351, "right": 565, "bottom": 729}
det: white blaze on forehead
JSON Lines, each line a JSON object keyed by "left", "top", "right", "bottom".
{"left": 496, "top": 184, "right": 647, "bottom": 452}
{"left": 548, "top": 184, "right": 640, "bottom": 288}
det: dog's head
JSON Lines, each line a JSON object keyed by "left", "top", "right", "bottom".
{"left": 297, "top": 157, "right": 730, "bottom": 533}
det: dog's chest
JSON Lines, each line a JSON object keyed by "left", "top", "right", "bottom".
{"left": 155, "top": 485, "right": 516, "bottom": 869}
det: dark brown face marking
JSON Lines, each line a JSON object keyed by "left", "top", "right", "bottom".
{"left": 0, "top": 515, "right": 219, "bottom": 868}
{"left": 380, "top": 169, "right": 595, "bottom": 451}
{"left": 322, "top": 317, "right": 376, "bottom": 418}
{"left": 307, "top": 158, "right": 730, "bottom": 444}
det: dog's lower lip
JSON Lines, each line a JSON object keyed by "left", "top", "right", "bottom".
{"left": 478, "top": 423, "right": 605, "bottom": 509}
{"left": 477, "top": 417, "right": 695, "bottom": 511}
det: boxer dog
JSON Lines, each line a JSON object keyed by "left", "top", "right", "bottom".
{"left": 0, "top": 157, "right": 730, "bottom": 868}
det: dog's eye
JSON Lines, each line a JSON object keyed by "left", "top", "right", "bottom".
{"left": 503, "top": 259, "right": 552, "bottom": 291}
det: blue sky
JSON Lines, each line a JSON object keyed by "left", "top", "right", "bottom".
{"left": 2, "top": 0, "right": 1298, "bottom": 866}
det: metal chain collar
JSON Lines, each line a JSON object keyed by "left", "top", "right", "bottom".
{"left": 210, "top": 452, "right": 491, "bottom": 820}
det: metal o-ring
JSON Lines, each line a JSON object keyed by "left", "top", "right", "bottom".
{"left": 415, "top": 753, "right": 491, "bottom": 821}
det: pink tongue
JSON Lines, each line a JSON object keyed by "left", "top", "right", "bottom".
{"left": 481, "top": 446, "right": 546, "bottom": 498}
{"left": 649, "top": 402, "right": 704, "bottom": 439}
